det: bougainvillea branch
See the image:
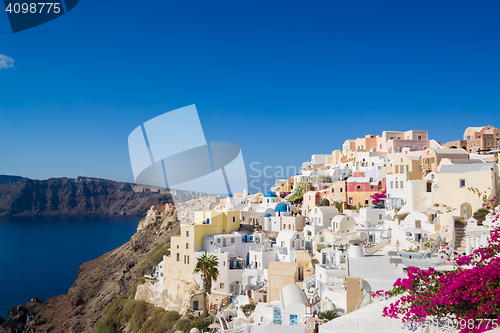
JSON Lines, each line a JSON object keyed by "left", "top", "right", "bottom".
{"left": 374, "top": 187, "right": 500, "bottom": 333}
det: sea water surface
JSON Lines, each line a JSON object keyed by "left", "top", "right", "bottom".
{"left": 0, "top": 215, "right": 141, "bottom": 319}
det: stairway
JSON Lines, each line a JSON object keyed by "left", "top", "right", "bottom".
{"left": 454, "top": 224, "right": 466, "bottom": 254}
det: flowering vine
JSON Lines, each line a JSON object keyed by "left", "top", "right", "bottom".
{"left": 374, "top": 187, "right": 500, "bottom": 333}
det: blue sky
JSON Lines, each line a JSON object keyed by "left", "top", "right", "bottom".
{"left": 0, "top": 0, "right": 499, "bottom": 190}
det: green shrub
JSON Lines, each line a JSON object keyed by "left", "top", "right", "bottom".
{"left": 119, "top": 300, "right": 137, "bottom": 324}
{"left": 130, "top": 301, "right": 149, "bottom": 332}
{"left": 94, "top": 296, "right": 128, "bottom": 333}
{"left": 318, "top": 310, "right": 340, "bottom": 321}
{"left": 162, "top": 311, "right": 181, "bottom": 325}
{"left": 176, "top": 319, "right": 191, "bottom": 332}
{"left": 140, "top": 307, "right": 167, "bottom": 333}
{"left": 186, "top": 314, "right": 194, "bottom": 320}
{"left": 94, "top": 315, "right": 118, "bottom": 333}
{"left": 476, "top": 208, "right": 490, "bottom": 213}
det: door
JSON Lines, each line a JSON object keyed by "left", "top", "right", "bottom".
{"left": 193, "top": 300, "right": 199, "bottom": 311}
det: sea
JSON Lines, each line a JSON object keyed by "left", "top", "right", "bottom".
{"left": 0, "top": 215, "right": 141, "bottom": 319}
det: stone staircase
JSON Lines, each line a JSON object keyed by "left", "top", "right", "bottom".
{"left": 454, "top": 223, "right": 466, "bottom": 254}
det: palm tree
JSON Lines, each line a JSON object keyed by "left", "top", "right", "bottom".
{"left": 193, "top": 252, "right": 220, "bottom": 317}
{"left": 318, "top": 310, "right": 340, "bottom": 322}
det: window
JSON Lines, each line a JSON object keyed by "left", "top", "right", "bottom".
{"left": 292, "top": 241, "right": 295, "bottom": 247}
{"left": 186, "top": 243, "right": 189, "bottom": 249}
{"left": 184, "top": 255, "right": 186, "bottom": 264}
{"left": 217, "top": 238, "right": 220, "bottom": 243}
{"left": 177, "top": 245, "right": 179, "bottom": 249}
{"left": 379, "top": 214, "right": 382, "bottom": 220}
{"left": 390, "top": 181, "right": 394, "bottom": 189}
{"left": 460, "top": 179, "right": 466, "bottom": 188}
{"left": 395, "top": 182, "right": 398, "bottom": 189}
{"left": 371, "top": 186, "right": 374, "bottom": 189}
{"left": 418, "top": 135, "right": 422, "bottom": 140}
{"left": 340, "top": 188, "right": 343, "bottom": 193}
{"left": 233, "top": 216, "right": 236, "bottom": 222}
{"left": 186, "top": 231, "right": 189, "bottom": 237}
{"left": 220, "top": 283, "right": 225, "bottom": 289}
{"left": 177, "top": 253, "right": 180, "bottom": 261}
{"left": 187, "top": 256, "right": 189, "bottom": 264}
{"left": 242, "top": 216, "right": 245, "bottom": 221}
{"left": 349, "top": 197, "right": 353, "bottom": 204}
{"left": 231, "top": 238, "right": 234, "bottom": 243}
{"left": 400, "top": 181, "right": 404, "bottom": 188}
{"left": 356, "top": 185, "right": 361, "bottom": 190}
{"left": 365, "top": 200, "right": 369, "bottom": 205}
{"left": 331, "top": 188, "right": 334, "bottom": 193}
{"left": 380, "top": 144, "right": 382, "bottom": 149}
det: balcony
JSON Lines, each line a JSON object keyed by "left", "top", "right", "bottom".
{"left": 228, "top": 257, "right": 245, "bottom": 270}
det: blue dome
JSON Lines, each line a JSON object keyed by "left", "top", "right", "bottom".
{"left": 264, "top": 191, "right": 277, "bottom": 198}
{"left": 265, "top": 213, "right": 271, "bottom": 217}
{"left": 275, "top": 203, "right": 288, "bottom": 213}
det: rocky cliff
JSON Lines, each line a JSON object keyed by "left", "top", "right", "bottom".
{"left": 0, "top": 205, "right": 182, "bottom": 333}
{"left": 0, "top": 176, "right": 209, "bottom": 217}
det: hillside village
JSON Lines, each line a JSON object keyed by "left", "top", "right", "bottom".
{"left": 134, "top": 126, "right": 500, "bottom": 333}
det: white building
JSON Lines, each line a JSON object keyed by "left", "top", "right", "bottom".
{"left": 331, "top": 215, "right": 356, "bottom": 233}
{"left": 304, "top": 206, "right": 339, "bottom": 249}
{"left": 280, "top": 284, "right": 308, "bottom": 325}
{"left": 195, "top": 231, "right": 258, "bottom": 296}
{"left": 276, "top": 230, "right": 306, "bottom": 262}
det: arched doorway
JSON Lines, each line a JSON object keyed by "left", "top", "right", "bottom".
{"left": 460, "top": 202, "right": 472, "bottom": 220}
{"left": 230, "top": 281, "right": 242, "bottom": 295}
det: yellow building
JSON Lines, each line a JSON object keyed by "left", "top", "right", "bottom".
{"left": 149, "top": 210, "right": 240, "bottom": 312}
{"left": 165, "top": 210, "right": 240, "bottom": 282}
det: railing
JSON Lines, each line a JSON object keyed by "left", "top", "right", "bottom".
{"left": 275, "top": 246, "right": 287, "bottom": 255}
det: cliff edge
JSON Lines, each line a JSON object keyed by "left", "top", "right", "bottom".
{"left": 0, "top": 206, "right": 182, "bottom": 333}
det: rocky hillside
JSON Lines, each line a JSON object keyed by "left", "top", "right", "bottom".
{"left": 0, "top": 176, "right": 210, "bottom": 217}
{"left": 0, "top": 205, "right": 182, "bottom": 333}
